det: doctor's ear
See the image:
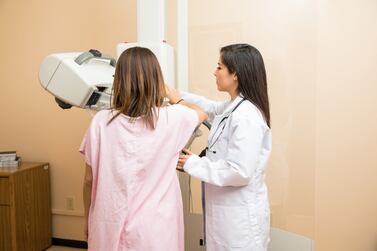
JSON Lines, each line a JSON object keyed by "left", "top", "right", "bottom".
{"left": 233, "top": 75, "right": 238, "bottom": 81}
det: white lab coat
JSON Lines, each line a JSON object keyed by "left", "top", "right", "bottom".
{"left": 182, "top": 92, "right": 272, "bottom": 251}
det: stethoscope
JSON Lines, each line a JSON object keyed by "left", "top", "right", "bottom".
{"left": 202, "top": 98, "right": 245, "bottom": 155}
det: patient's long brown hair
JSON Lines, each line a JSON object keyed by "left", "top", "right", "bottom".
{"left": 108, "top": 47, "right": 166, "bottom": 129}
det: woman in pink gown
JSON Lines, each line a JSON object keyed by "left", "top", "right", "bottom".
{"left": 80, "top": 47, "right": 207, "bottom": 251}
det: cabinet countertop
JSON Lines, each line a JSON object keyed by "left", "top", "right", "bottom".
{"left": 0, "top": 162, "right": 49, "bottom": 176}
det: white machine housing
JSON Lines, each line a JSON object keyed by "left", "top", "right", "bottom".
{"left": 39, "top": 52, "right": 115, "bottom": 110}
{"left": 39, "top": 42, "right": 174, "bottom": 110}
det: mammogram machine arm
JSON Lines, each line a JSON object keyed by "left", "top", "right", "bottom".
{"left": 38, "top": 48, "right": 208, "bottom": 148}
{"left": 39, "top": 49, "right": 115, "bottom": 110}
{"left": 39, "top": 43, "right": 174, "bottom": 111}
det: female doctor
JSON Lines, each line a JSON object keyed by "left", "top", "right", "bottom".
{"left": 167, "top": 43, "right": 272, "bottom": 251}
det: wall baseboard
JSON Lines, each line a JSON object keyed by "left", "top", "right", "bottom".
{"left": 52, "top": 238, "right": 87, "bottom": 249}
{"left": 51, "top": 208, "right": 85, "bottom": 217}
{"left": 268, "top": 228, "right": 314, "bottom": 251}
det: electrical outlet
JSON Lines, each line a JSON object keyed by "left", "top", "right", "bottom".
{"left": 66, "top": 197, "right": 75, "bottom": 210}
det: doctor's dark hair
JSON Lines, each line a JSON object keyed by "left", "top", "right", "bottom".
{"left": 220, "top": 44, "right": 270, "bottom": 127}
{"left": 108, "top": 47, "right": 166, "bottom": 128}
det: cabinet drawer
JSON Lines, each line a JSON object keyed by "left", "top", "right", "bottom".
{"left": 0, "top": 178, "right": 10, "bottom": 205}
{"left": 0, "top": 206, "right": 11, "bottom": 251}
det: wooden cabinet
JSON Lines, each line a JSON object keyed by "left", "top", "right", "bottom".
{"left": 0, "top": 162, "right": 52, "bottom": 251}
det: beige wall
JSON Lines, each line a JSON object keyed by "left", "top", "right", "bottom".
{"left": 315, "top": 1, "right": 377, "bottom": 250}
{"left": 1, "top": 0, "right": 376, "bottom": 250}
{"left": 0, "top": 0, "right": 136, "bottom": 240}
{"left": 187, "top": 0, "right": 317, "bottom": 239}
{"left": 186, "top": 0, "right": 377, "bottom": 250}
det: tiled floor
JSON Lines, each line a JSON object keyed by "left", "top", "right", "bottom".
{"left": 46, "top": 246, "right": 85, "bottom": 251}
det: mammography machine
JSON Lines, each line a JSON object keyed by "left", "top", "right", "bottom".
{"left": 39, "top": 42, "right": 174, "bottom": 111}
{"left": 38, "top": 41, "right": 203, "bottom": 146}
{"left": 39, "top": 49, "right": 114, "bottom": 110}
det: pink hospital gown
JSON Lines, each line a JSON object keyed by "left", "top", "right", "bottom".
{"left": 79, "top": 105, "right": 198, "bottom": 251}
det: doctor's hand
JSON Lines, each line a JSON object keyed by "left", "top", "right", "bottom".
{"left": 165, "top": 85, "right": 182, "bottom": 104}
{"left": 177, "top": 148, "right": 193, "bottom": 171}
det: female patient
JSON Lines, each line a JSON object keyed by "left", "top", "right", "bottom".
{"left": 80, "top": 47, "right": 207, "bottom": 251}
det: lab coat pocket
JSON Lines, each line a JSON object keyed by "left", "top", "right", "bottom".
{"left": 211, "top": 205, "right": 250, "bottom": 248}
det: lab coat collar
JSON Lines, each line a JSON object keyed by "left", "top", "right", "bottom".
{"left": 222, "top": 95, "right": 245, "bottom": 117}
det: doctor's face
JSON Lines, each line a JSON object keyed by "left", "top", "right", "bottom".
{"left": 214, "top": 58, "right": 238, "bottom": 95}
